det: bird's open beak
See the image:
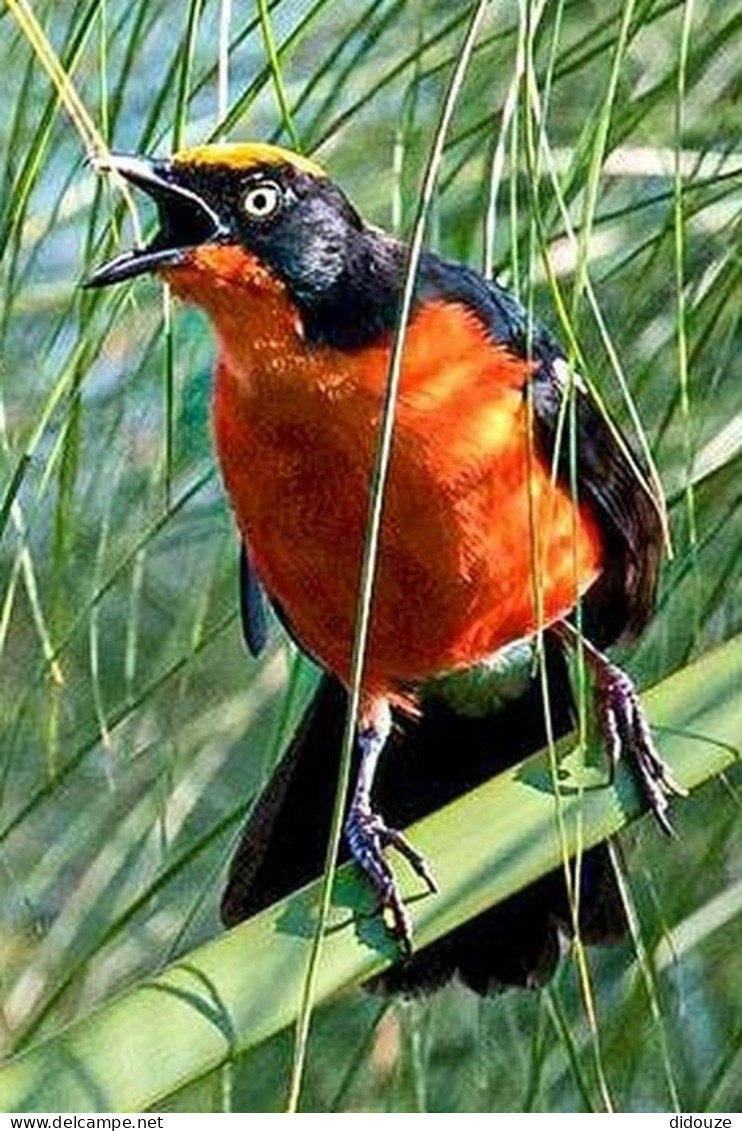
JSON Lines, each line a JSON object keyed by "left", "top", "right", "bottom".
{"left": 85, "top": 154, "right": 229, "bottom": 288}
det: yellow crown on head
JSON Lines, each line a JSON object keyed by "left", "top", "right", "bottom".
{"left": 173, "top": 142, "right": 326, "bottom": 178}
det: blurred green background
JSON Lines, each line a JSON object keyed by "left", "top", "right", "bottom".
{"left": 1, "top": 0, "right": 740, "bottom": 1112}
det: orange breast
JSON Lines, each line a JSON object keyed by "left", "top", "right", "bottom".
{"left": 168, "top": 246, "right": 603, "bottom": 694}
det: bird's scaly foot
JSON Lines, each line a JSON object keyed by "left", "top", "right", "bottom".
{"left": 345, "top": 805, "right": 437, "bottom": 955}
{"left": 591, "top": 654, "right": 687, "bottom": 835}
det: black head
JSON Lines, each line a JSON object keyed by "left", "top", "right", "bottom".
{"left": 87, "top": 143, "right": 403, "bottom": 348}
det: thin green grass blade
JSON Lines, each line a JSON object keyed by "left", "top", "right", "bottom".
{"left": 257, "top": 0, "right": 301, "bottom": 151}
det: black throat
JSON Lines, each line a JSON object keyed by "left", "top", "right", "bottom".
{"left": 292, "top": 229, "right": 406, "bottom": 350}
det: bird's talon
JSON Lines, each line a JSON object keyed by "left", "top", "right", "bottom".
{"left": 659, "top": 767, "right": 688, "bottom": 798}
{"left": 386, "top": 897, "right": 414, "bottom": 956}
{"left": 382, "top": 827, "right": 438, "bottom": 893}
{"left": 345, "top": 805, "right": 432, "bottom": 952}
{"left": 591, "top": 655, "right": 682, "bottom": 832}
{"left": 644, "top": 786, "right": 675, "bottom": 837}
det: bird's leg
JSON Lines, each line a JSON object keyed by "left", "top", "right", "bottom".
{"left": 345, "top": 696, "right": 437, "bottom": 953}
{"left": 554, "top": 622, "right": 687, "bottom": 835}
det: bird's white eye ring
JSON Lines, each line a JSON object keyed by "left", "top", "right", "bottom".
{"left": 241, "top": 181, "right": 281, "bottom": 219}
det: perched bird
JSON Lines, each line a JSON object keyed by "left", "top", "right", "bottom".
{"left": 88, "top": 142, "right": 682, "bottom": 994}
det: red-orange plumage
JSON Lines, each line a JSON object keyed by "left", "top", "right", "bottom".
{"left": 166, "top": 245, "right": 602, "bottom": 696}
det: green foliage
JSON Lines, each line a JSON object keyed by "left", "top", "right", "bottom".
{"left": 0, "top": 636, "right": 738, "bottom": 1113}
{"left": 1, "top": 0, "right": 740, "bottom": 1113}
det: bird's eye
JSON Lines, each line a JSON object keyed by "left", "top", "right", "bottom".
{"left": 241, "top": 181, "right": 281, "bottom": 220}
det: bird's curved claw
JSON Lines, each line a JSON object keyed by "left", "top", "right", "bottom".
{"left": 345, "top": 806, "right": 437, "bottom": 954}
{"left": 593, "top": 658, "right": 687, "bottom": 835}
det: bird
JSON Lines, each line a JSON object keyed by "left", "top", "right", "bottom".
{"left": 87, "top": 142, "right": 684, "bottom": 994}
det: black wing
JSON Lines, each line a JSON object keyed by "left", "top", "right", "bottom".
{"left": 530, "top": 362, "right": 662, "bottom": 645}
{"left": 239, "top": 543, "right": 270, "bottom": 657}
